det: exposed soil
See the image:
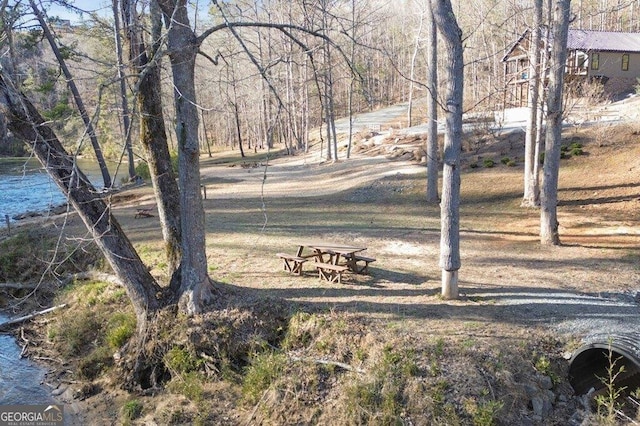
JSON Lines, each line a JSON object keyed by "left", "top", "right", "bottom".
{"left": 1, "top": 107, "right": 640, "bottom": 425}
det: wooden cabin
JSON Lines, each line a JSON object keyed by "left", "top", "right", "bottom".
{"left": 502, "top": 29, "right": 640, "bottom": 107}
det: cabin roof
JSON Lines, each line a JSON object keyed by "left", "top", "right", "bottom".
{"left": 567, "top": 29, "right": 640, "bottom": 52}
{"left": 503, "top": 28, "right": 640, "bottom": 62}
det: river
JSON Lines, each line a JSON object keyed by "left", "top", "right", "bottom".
{"left": 0, "top": 158, "right": 125, "bottom": 406}
{"left": 0, "top": 158, "right": 128, "bottom": 227}
{"left": 0, "top": 313, "right": 54, "bottom": 405}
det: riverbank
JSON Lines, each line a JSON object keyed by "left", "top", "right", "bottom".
{"left": 2, "top": 121, "right": 640, "bottom": 424}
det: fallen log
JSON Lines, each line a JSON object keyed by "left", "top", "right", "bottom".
{"left": 0, "top": 304, "right": 67, "bottom": 330}
{"left": 62, "top": 272, "right": 123, "bottom": 287}
{"left": 0, "top": 282, "right": 39, "bottom": 290}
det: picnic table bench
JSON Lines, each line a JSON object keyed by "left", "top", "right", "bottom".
{"left": 314, "top": 262, "right": 349, "bottom": 283}
{"left": 277, "top": 242, "right": 376, "bottom": 282}
{"left": 276, "top": 252, "right": 308, "bottom": 276}
{"left": 351, "top": 254, "right": 376, "bottom": 274}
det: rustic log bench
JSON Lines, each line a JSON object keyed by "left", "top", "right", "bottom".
{"left": 276, "top": 252, "right": 308, "bottom": 275}
{"left": 134, "top": 208, "right": 154, "bottom": 219}
{"left": 352, "top": 254, "right": 376, "bottom": 274}
{"left": 314, "top": 262, "right": 349, "bottom": 284}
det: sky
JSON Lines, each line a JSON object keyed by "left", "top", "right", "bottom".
{"left": 42, "top": 0, "right": 111, "bottom": 23}
{"left": 39, "top": 0, "right": 207, "bottom": 25}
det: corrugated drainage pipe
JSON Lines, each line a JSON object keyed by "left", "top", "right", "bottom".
{"left": 568, "top": 333, "right": 640, "bottom": 396}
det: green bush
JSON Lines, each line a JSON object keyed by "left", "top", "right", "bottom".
{"left": 570, "top": 146, "right": 584, "bottom": 156}
{"left": 122, "top": 399, "right": 143, "bottom": 421}
{"left": 134, "top": 162, "right": 151, "bottom": 180}
{"left": 42, "top": 102, "right": 74, "bottom": 121}
{"left": 106, "top": 312, "right": 136, "bottom": 349}
{"left": 500, "top": 156, "right": 511, "bottom": 165}
{"left": 134, "top": 152, "right": 179, "bottom": 180}
{"left": 482, "top": 158, "right": 495, "bottom": 168}
{"left": 569, "top": 142, "right": 584, "bottom": 156}
{"left": 165, "top": 346, "right": 201, "bottom": 375}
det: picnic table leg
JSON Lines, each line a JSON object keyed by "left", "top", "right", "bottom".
{"left": 296, "top": 245, "right": 304, "bottom": 257}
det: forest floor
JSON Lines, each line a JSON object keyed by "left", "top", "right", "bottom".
{"left": 1, "top": 97, "right": 640, "bottom": 425}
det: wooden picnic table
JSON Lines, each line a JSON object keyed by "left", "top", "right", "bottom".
{"left": 277, "top": 242, "right": 376, "bottom": 282}
{"left": 297, "top": 243, "right": 366, "bottom": 268}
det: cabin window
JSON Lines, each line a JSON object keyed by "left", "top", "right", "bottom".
{"left": 622, "top": 54, "right": 630, "bottom": 71}
{"left": 591, "top": 53, "right": 600, "bottom": 70}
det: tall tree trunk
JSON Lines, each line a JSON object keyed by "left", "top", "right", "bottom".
{"left": 156, "top": 0, "right": 212, "bottom": 313}
{"left": 234, "top": 102, "right": 246, "bottom": 158}
{"left": 425, "top": 0, "right": 439, "bottom": 204}
{"left": 0, "top": 71, "right": 160, "bottom": 329}
{"left": 541, "top": 0, "right": 571, "bottom": 245}
{"left": 112, "top": 0, "right": 136, "bottom": 181}
{"left": 408, "top": 10, "right": 424, "bottom": 128}
{"left": 125, "top": 0, "right": 182, "bottom": 277}
{"left": 432, "top": 0, "right": 463, "bottom": 300}
{"left": 522, "top": 0, "right": 543, "bottom": 208}
{"left": 346, "top": 0, "right": 356, "bottom": 159}
{"left": 29, "top": 0, "right": 112, "bottom": 189}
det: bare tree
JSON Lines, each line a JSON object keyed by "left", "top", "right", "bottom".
{"left": 522, "top": 0, "right": 544, "bottom": 208}
{"left": 407, "top": 3, "right": 424, "bottom": 129}
{"left": 541, "top": 0, "right": 571, "bottom": 245}
{"left": 432, "top": 0, "right": 463, "bottom": 299}
{"left": 112, "top": 0, "right": 136, "bottom": 181}
{"left": 123, "top": 0, "right": 182, "bottom": 276}
{"left": 0, "top": 68, "right": 161, "bottom": 355}
{"left": 156, "top": 0, "right": 213, "bottom": 314}
{"left": 29, "top": 0, "right": 113, "bottom": 189}
{"left": 425, "top": 0, "right": 439, "bottom": 204}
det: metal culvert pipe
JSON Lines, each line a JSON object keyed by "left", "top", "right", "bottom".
{"left": 569, "top": 333, "right": 640, "bottom": 396}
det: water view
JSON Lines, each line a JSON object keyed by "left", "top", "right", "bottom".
{"left": 0, "top": 159, "right": 66, "bottom": 224}
{"left": 0, "top": 314, "right": 54, "bottom": 405}
{"left": 0, "top": 158, "right": 128, "bottom": 227}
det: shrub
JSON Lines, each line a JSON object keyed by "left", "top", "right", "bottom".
{"left": 135, "top": 162, "right": 151, "bottom": 180}
{"left": 242, "top": 351, "right": 287, "bottom": 405}
{"left": 134, "top": 151, "right": 179, "bottom": 180}
{"left": 167, "top": 371, "right": 204, "bottom": 402}
{"left": 165, "top": 346, "right": 202, "bottom": 375}
{"left": 569, "top": 142, "right": 584, "bottom": 156}
{"left": 500, "top": 156, "right": 511, "bottom": 165}
{"left": 122, "top": 399, "right": 143, "bottom": 421}
{"left": 483, "top": 158, "right": 495, "bottom": 168}
{"left": 52, "top": 310, "right": 102, "bottom": 357}
{"left": 77, "top": 346, "right": 113, "bottom": 380}
{"left": 106, "top": 312, "right": 136, "bottom": 349}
